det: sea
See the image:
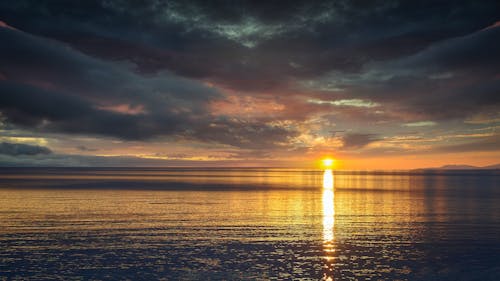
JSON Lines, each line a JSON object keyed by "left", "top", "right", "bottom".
{"left": 0, "top": 167, "right": 499, "bottom": 280}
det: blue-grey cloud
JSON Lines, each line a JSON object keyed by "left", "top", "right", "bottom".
{"left": 309, "top": 23, "right": 500, "bottom": 122}
{"left": 342, "top": 133, "right": 379, "bottom": 149}
{"left": 0, "top": 142, "right": 51, "bottom": 156}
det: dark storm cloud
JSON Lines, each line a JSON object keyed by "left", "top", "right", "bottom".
{"left": 0, "top": 24, "right": 296, "bottom": 147}
{"left": 0, "top": 81, "right": 179, "bottom": 139}
{"left": 398, "top": 23, "right": 500, "bottom": 73}
{"left": 0, "top": 23, "right": 219, "bottom": 106}
{"left": 316, "top": 24, "right": 500, "bottom": 122}
{"left": 0, "top": 142, "right": 52, "bottom": 156}
{"left": 1, "top": 1, "right": 498, "bottom": 92}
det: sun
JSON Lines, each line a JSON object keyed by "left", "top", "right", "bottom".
{"left": 322, "top": 158, "right": 334, "bottom": 168}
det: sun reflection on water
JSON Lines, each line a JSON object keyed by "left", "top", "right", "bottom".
{"left": 322, "top": 169, "right": 335, "bottom": 280}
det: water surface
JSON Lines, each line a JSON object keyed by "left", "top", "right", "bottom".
{"left": 0, "top": 168, "right": 499, "bottom": 280}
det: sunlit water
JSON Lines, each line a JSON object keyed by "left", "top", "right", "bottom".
{"left": 0, "top": 168, "right": 499, "bottom": 280}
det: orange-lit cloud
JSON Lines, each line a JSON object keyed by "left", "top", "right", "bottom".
{"left": 96, "top": 104, "right": 146, "bottom": 115}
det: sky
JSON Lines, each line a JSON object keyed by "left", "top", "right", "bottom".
{"left": 0, "top": 0, "right": 499, "bottom": 169}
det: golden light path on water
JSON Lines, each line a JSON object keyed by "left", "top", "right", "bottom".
{"left": 322, "top": 169, "right": 335, "bottom": 281}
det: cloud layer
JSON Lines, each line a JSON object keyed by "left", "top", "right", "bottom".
{"left": 0, "top": 142, "right": 51, "bottom": 156}
{"left": 0, "top": 0, "right": 499, "bottom": 167}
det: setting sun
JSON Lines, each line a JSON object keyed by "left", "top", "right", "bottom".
{"left": 322, "top": 158, "right": 334, "bottom": 168}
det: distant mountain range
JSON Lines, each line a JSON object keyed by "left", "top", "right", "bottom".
{"left": 424, "top": 164, "right": 500, "bottom": 170}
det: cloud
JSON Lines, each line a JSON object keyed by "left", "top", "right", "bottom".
{"left": 3, "top": 1, "right": 498, "bottom": 93}
{"left": 0, "top": 1, "right": 499, "bottom": 165}
{"left": 403, "top": 121, "right": 437, "bottom": 127}
{"left": 0, "top": 142, "right": 51, "bottom": 156}
{"left": 0, "top": 22, "right": 297, "bottom": 148}
{"left": 308, "top": 99, "right": 380, "bottom": 108}
{"left": 307, "top": 23, "right": 500, "bottom": 123}
{"left": 0, "top": 20, "right": 16, "bottom": 30}
{"left": 189, "top": 118, "right": 298, "bottom": 149}
{"left": 342, "top": 133, "right": 379, "bottom": 149}
{"left": 0, "top": 80, "right": 181, "bottom": 140}
{"left": 76, "top": 145, "right": 98, "bottom": 152}
{"left": 0, "top": 152, "right": 288, "bottom": 167}
{"left": 84, "top": 1, "right": 344, "bottom": 48}
{"left": 434, "top": 135, "right": 500, "bottom": 153}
